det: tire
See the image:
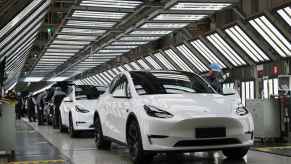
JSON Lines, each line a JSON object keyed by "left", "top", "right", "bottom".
{"left": 94, "top": 115, "right": 111, "bottom": 150}
{"left": 126, "top": 119, "right": 154, "bottom": 164}
{"left": 68, "top": 114, "right": 78, "bottom": 138}
{"left": 59, "top": 114, "right": 67, "bottom": 133}
{"left": 222, "top": 147, "right": 249, "bottom": 159}
{"left": 52, "top": 109, "right": 59, "bottom": 129}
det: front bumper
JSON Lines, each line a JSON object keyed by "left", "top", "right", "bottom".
{"left": 141, "top": 115, "right": 254, "bottom": 151}
{"left": 73, "top": 112, "right": 94, "bottom": 131}
{"left": 74, "top": 121, "right": 94, "bottom": 131}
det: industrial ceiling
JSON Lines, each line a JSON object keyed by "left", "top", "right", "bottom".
{"left": 0, "top": 0, "right": 290, "bottom": 90}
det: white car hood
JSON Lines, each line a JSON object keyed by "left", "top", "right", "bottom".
{"left": 75, "top": 99, "right": 98, "bottom": 111}
{"left": 140, "top": 94, "right": 241, "bottom": 116}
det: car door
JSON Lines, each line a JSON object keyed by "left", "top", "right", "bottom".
{"left": 101, "top": 75, "right": 121, "bottom": 138}
{"left": 110, "top": 75, "right": 131, "bottom": 142}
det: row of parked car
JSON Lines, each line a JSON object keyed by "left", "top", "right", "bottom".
{"left": 56, "top": 70, "right": 254, "bottom": 164}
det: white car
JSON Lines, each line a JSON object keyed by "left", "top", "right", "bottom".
{"left": 94, "top": 71, "right": 254, "bottom": 164}
{"left": 60, "top": 85, "right": 104, "bottom": 137}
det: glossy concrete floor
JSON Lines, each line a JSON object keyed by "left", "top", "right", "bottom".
{"left": 15, "top": 120, "right": 71, "bottom": 163}
{"left": 22, "top": 120, "right": 291, "bottom": 164}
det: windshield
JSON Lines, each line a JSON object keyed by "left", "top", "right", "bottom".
{"left": 75, "top": 85, "right": 100, "bottom": 100}
{"left": 130, "top": 71, "right": 215, "bottom": 95}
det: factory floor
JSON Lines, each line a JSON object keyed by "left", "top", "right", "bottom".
{"left": 12, "top": 119, "right": 71, "bottom": 164}
{"left": 11, "top": 119, "right": 291, "bottom": 164}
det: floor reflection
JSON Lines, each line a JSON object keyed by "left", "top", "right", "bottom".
{"left": 107, "top": 145, "right": 247, "bottom": 164}
{"left": 152, "top": 152, "right": 246, "bottom": 164}
{"left": 26, "top": 120, "right": 291, "bottom": 164}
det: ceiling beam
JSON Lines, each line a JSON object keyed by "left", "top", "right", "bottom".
{"left": 45, "top": 2, "right": 162, "bottom": 79}
{"left": 160, "top": 10, "right": 215, "bottom": 15}
{"left": 71, "top": 5, "right": 136, "bottom": 13}
{"left": 62, "top": 25, "right": 124, "bottom": 31}
{"left": 178, "top": 0, "right": 240, "bottom": 3}
{"left": 65, "top": 16, "right": 119, "bottom": 22}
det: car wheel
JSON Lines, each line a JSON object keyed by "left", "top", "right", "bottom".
{"left": 59, "top": 115, "right": 67, "bottom": 133}
{"left": 94, "top": 116, "right": 111, "bottom": 150}
{"left": 127, "top": 119, "right": 154, "bottom": 164}
{"left": 52, "top": 110, "right": 59, "bottom": 129}
{"left": 68, "top": 115, "right": 78, "bottom": 138}
{"left": 223, "top": 147, "right": 249, "bottom": 159}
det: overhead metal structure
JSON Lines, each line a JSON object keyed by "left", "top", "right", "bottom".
{"left": 164, "top": 48, "right": 194, "bottom": 72}
{"left": 225, "top": 25, "right": 271, "bottom": 63}
{"left": 0, "top": 0, "right": 50, "bottom": 88}
{"left": 207, "top": 32, "right": 247, "bottom": 67}
{"left": 29, "top": 0, "right": 145, "bottom": 79}
{"left": 154, "top": 52, "right": 176, "bottom": 70}
{"left": 144, "top": 56, "right": 162, "bottom": 70}
{"left": 249, "top": 15, "right": 291, "bottom": 58}
{"left": 176, "top": 44, "right": 209, "bottom": 72}
{"left": 27, "top": 0, "right": 239, "bottom": 82}
{"left": 75, "top": 3, "right": 291, "bottom": 87}
{"left": 277, "top": 6, "right": 291, "bottom": 27}
{"left": 190, "top": 39, "right": 227, "bottom": 68}
{"left": 30, "top": 0, "right": 138, "bottom": 77}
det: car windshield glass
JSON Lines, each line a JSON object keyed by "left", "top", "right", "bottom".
{"left": 75, "top": 85, "right": 100, "bottom": 99}
{"left": 130, "top": 71, "right": 214, "bottom": 95}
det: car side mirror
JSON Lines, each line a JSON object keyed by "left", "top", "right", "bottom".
{"left": 223, "top": 88, "right": 236, "bottom": 96}
{"left": 64, "top": 97, "right": 73, "bottom": 102}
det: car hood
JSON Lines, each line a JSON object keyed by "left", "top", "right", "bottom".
{"left": 140, "top": 94, "right": 241, "bottom": 116}
{"left": 75, "top": 99, "right": 98, "bottom": 111}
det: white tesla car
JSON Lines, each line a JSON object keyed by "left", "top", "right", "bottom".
{"left": 60, "top": 85, "right": 104, "bottom": 137}
{"left": 94, "top": 71, "right": 254, "bottom": 164}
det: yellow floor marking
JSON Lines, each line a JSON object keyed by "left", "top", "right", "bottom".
{"left": 8, "top": 160, "right": 64, "bottom": 164}
{"left": 256, "top": 147, "right": 272, "bottom": 152}
{"left": 256, "top": 145, "right": 291, "bottom": 151}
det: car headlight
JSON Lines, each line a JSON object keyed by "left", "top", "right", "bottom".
{"left": 75, "top": 106, "right": 90, "bottom": 113}
{"left": 144, "top": 105, "right": 173, "bottom": 119}
{"left": 235, "top": 104, "right": 249, "bottom": 116}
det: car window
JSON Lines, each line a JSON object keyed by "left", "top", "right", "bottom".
{"left": 109, "top": 75, "right": 120, "bottom": 94}
{"left": 111, "top": 75, "right": 130, "bottom": 98}
{"left": 75, "top": 85, "right": 100, "bottom": 99}
{"left": 130, "top": 71, "right": 214, "bottom": 95}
